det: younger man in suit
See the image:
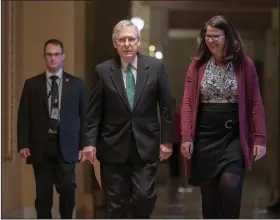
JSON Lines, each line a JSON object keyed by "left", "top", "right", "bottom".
{"left": 17, "top": 39, "right": 87, "bottom": 219}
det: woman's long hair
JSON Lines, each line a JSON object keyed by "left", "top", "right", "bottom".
{"left": 194, "top": 15, "right": 245, "bottom": 68}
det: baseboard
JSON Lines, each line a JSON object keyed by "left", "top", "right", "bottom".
{"left": 3, "top": 205, "right": 80, "bottom": 218}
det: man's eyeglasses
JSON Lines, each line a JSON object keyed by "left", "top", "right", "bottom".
{"left": 117, "top": 37, "right": 138, "bottom": 45}
{"left": 204, "top": 34, "right": 225, "bottom": 41}
{"left": 45, "top": 52, "right": 63, "bottom": 58}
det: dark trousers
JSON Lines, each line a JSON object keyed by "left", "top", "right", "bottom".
{"left": 101, "top": 137, "right": 158, "bottom": 218}
{"left": 33, "top": 135, "right": 76, "bottom": 219}
{"left": 169, "top": 143, "right": 180, "bottom": 178}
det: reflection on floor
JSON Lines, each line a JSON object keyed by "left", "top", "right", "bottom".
{"left": 153, "top": 172, "right": 279, "bottom": 219}
{"left": 95, "top": 172, "right": 280, "bottom": 219}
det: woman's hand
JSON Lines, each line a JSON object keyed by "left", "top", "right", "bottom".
{"left": 253, "top": 145, "right": 266, "bottom": 161}
{"left": 181, "top": 142, "right": 193, "bottom": 159}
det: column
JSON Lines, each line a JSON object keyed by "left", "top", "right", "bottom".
{"left": 150, "top": 7, "right": 168, "bottom": 55}
{"left": 131, "top": 1, "right": 151, "bottom": 55}
{"left": 85, "top": 0, "right": 131, "bottom": 86}
{"left": 150, "top": 6, "right": 173, "bottom": 187}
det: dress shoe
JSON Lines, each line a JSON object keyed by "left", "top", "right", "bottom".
{"left": 267, "top": 200, "right": 280, "bottom": 213}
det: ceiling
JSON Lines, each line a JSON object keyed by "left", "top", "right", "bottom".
{"left": 141, "top": 0, "right": 278, "bottom": 31}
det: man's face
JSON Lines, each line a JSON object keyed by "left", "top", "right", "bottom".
{"left": 44, "top": 43, "right": 65, "bottom": 72}
{"left": 113, "top": 26, "right": 140, "bottom": 62}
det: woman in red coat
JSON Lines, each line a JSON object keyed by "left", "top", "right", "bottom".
{"left": 181, "top": 15, "right": 266, "bottom": 218}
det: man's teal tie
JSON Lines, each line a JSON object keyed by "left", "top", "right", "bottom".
{"left": 126, "top": 64, "right": 135, "bottom": 109}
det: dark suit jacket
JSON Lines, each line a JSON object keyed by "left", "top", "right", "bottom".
{"left": 181, "top": 56, "right": 266, "bottom": 178}
{"left": 84, "top": 53, "right": 174, "bottom": 164}
{"left": 17, "top": 72, "right": 87, "bottom": 164}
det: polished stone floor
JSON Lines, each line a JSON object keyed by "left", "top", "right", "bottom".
{"left": 152, "top": 176, "right": 277, "bottom": 218}
{"left": 95, "top": 169, "right": 280, "bottom": 219}
{"left": 154, "top": 164, "right": 280, "bottom": 219}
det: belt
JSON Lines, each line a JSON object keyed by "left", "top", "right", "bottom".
{"left": 224, "top": 119, "right": 239, "bottom": 129}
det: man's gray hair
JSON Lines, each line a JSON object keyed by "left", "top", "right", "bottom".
{"left": 112, "top": 20, "right": 140, "bottom": 42}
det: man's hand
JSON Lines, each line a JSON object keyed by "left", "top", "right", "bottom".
{"left": 253, "top": 145, "right": 266, "bottom": 161}
{"left": 181, "top": 142, "right": 193, "bottom": 159}
{"left": 159, "top": 143, "right": 173, "bottom": 161}
{"left": 19, "top": 148, "right": 30, "bottom": 159}
{"left": 81, "top": 146, "right": 96, "bottom": 164}
{"left": 78, "top": 150, "right": 83, "bottom": 161}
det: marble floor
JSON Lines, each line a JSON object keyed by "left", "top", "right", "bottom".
{"left": 95, "top": 171, "right": 280, "bottom": 219}
{"left": 152, "top": 181, "right": 274, "bottom": 219}
{"left": 152, "top": 176, "right": 277, "bottom": 218}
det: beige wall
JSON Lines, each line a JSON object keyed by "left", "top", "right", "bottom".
{"left": 2, "top": 1, "right": 87, "bottom": 217}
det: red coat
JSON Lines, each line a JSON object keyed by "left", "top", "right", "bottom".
{"left": 181, "top": 56, "right": 266, "bottom": 179}
{"left": 174, "top": 108, "right": 181, "bottom": 142}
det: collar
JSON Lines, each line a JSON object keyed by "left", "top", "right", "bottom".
{"left": 45, "top": 68, "right": 63, "bottom": 79}
{"left": 209, "top": 56, "right": 233, "bottom": 71}
{"left": 121, "top": 56, "right": 138, "bottom": 72}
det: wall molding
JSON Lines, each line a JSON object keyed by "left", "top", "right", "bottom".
{"left": 3, "top": 1, "right": 17, "bottom": 161}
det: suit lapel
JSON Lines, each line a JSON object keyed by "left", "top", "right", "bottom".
{"left": 132, "top": 54, "right": 149, "bottom": 111}
{"left": 36, "top": 73, "right": 48, "bottom": 112}
{"left": 109, "top": 57, "right": 131, "bottom": 111}
{"left": 61, "top": 72, "right": 71, "bottom": 112}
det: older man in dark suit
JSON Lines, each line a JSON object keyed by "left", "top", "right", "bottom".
{"left": 17, "top": 39, "right": 87, "bottom": 219}
{"left": 82, "top": 20, "right": 174, "bottom": 218}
